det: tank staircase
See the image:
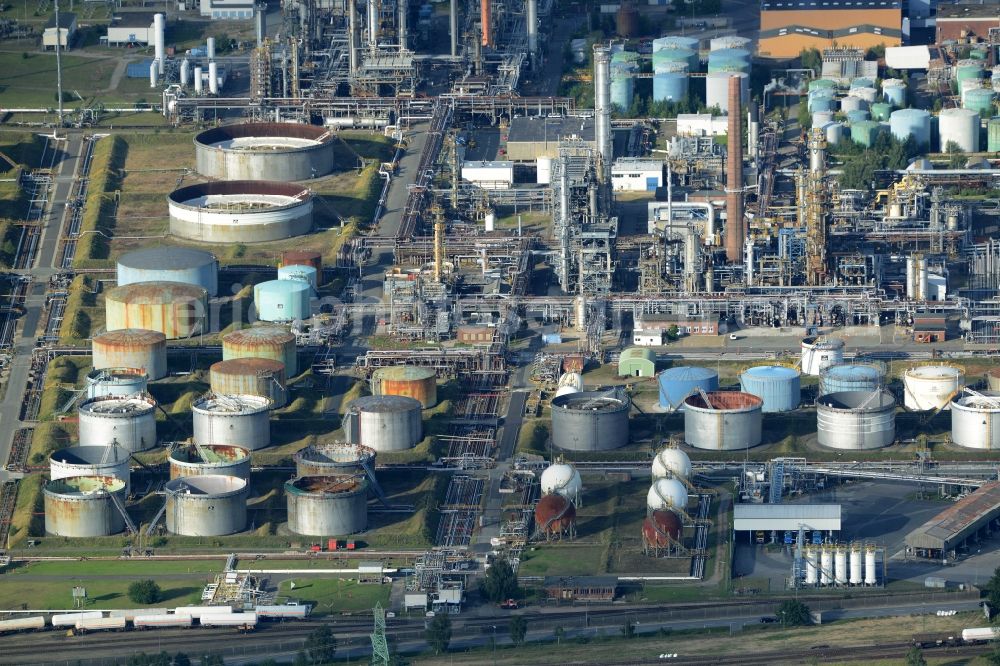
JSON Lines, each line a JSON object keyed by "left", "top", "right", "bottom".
{"left": 358, "top": 457, "right": 403, "bottom": 509}
{"left": 107, "top": 488, "right": 138, "bottom": 536}
{"left": 145, "top": 498, "right": 168, "bottom": 536}
{"left": 155, "top": 403, "right": 192, "bottom": 441}
{"left": 55, "top": 386, "right": 85, "bottom": 414}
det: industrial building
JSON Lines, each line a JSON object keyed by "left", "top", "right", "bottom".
{"left": 43, "top": 12, "right": 77, "bottom": 50}
{"left": 611, "top": 159, "right": 665, "bottom": 192}
{"left": 105, "top": 12, "right": 157, "bottom": 46}
{"left": 758, "top": 0, "right": 902, "bottom": 59}
{"left": 505, "top": 116, "right": 597, "bottom": 161}
{"left": 935, "top": 2, "right": 1000, "bottom": 42}
{"left": 905, "top": 482, "right": 1000, "bottom": 559}
{"left": 618, "top": 347, "right": 656, "bottom": 377}
{"left": 733, "top": 504, "right": 842, "bottom": 539}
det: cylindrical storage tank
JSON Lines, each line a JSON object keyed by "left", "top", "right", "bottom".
{"left": 823, "top": 122, "right": 844, "bottom": 146}
{"left": 653, "top": 72, "right": 688, "bottom": 102}
{"left": 964, "top": 88, "right": 995, "bottom": 117}
{"left": 192, "top": 393, "right": 272, "bottom": 450}
{"left": 820, "top": 547, "right": 833, "bottom": 585}
{"left": 705, "top": 72, "right": 748, "bottom": 113}
{"left": 882, "top": 80, "right": 906, "bottom": 107}
{"left": 207, "top": 36, "right": 215, "bottom": 59}
{"left": 653, "top": 36, "right": 698, "bottom": 51}
{"left": 168, "top": 181, "right": 313, "bottom": 243}
{"left": 646, "top": 478, "right": 688, "bottom": 511}
{"left": 801, "top": 337, "right": 845, "bottom": 376}
{"left": 809, "top": 96, "right": 835, "bottom": 114}
{"left": 651, "top": 447, "right": 692, "bottom": 479}
{"left": 294, "top": 442, "right": 376, "bottom": 477}
{"left": 210, "top": 358, "right": 287, "bottom": 408}
{"left": 550, "top": 391, "right": 631, "bottom": 451}
{"left": 840, "top": 96, "right": 865, "bottom": 113}
{"left": 208, "top": 61, "right": 218, "bottom": 95}
{"left": 988, "top": 368, "right": 1000, "bottom": 391}
{"left": 804, "top": 547, "right": 818, "bottom": 585}
{"left": 253, "top": 279, "right": 311, "bottom": 323}
{"left": 279, "top": 249, "right": 323, "bottom": 285}
{"left": 652, "top": 47, "right": 697, "bottom": 73}
{"left": 277, "top": 264, "right": 318, "bottom": 290}
{"left": 49, "top": 446, "right": 131, "bottom": 494}
{"left": 956, "top": 60, "right": 985, "bottom": 88}
{"left": 105, "top": 282, "right": 208, "bottom": 340}
{"left": 739, "top": 365, "right": 801, "bottom": 412}
{"left": 345, "top": 395, "right": 423, "bottom": 452}
{"left": 850, "top": 77, "right": 875, "bottom": 89}
{"left": 44, "top": 476, "right": 127, "bottom": 537}
{"left": 609, "top": 75, "right": 634, "bottom": 111}
{"left": 165, "top": 475, "right": 248, "bottom": 536}
{"left": 85, "top": 367, "right": 148, "bottom": 399}
{"left": 849, "top": 546, "right": 863, "bottom": 585}
{"left": 709, "top": 47, "right": 750, "bottom": 62}
{"left": 819, "top": 363, "right": 885, "bottom": 395}
{"left": 194, "top": 123, "right": 335, "bottom": 181}
{"left": 939, "top": 108, "right": 980, "bottom": 153}
{"left": 834, "top": 547, "right": 848, "bottom": 585}
{"left": 808, "top": 79, "right": 838, "bottom": 92}
{"left": 903, "top": 365, "right": 965, "bottom": 411}
{"left": 78, "top": 394, "right": 158, "bottom": 453}
{"left": 194, "top": 66, "right": 203, "bottom": 94}
{"left": 864, "top": 547, "right": 877, "bottom": 585}
{"left": 707, "top": 57, "right": 749, "bottom": 74}
{"left": 845, "top": 109, "right": 869, "bottom": 125}
{"left": 536, "top": 156, "right": 552, "bottom": 184}
{"left": 285, "top": 475, "right": 368, "bottom": 536}
{"left": 870, "top": 102, "right": 892, "bottom": 121}
{"left": 851, "top": 120, "right": 882, "bottom": 147}
{"left": 989, "top": 118, "right": 1000, "bottom": 152}
{"left": 853, "top": 87, "right": 878, "bottom": 104}
{"left": 812, "top": 111, "right": 834, "bottom": 126}
{"left": 890, "top": 109, "right": 932, "bottom": 147}
{"left": 92, "top": 329, "right": 167, "bottom": 380}
{"left": 683, "top": 391, "right": 763, "bottom": 450}
{"left": 710, "top": 35, "right": 751, "bottom": 51}
{"left": 222, "top": 326, "right": 298, "bottom": 376}
{"left": 170, "top": 444, "right": 251, "bottom": 480}
{"left": 816, "top": 390, "right": 896, "bottom": 450}
{"left": 615, "top": 3, "right": 638, "bottom": 37}
{"left": 370, "top": 366, "right": 438, "bottom": 408}
{"left": 658, "top": 366, "right": 719, "bottom": 409}
{"left": 180, "top": 58, "right": 190, "bottom": 88}
{"left": 116, "top": 247, "right": 219, "bottom": 297}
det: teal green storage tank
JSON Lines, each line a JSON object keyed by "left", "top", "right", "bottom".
{"left": 254, "top": 279, "right": 312, "bottom": 323}
{"left": 871, "top": 103, "right": 891, "bottom": 121}
{"left": 809, "top": 78, "right": 838, "bottom": 92}
{"left": 846, "top": 109, "right": 869, "bottom": 125}
{"left": 956, "top": 60, "right": 986, "bottom": 90}
{"left": 964, "top": 88, "right": 995, "bottom": 118}
{"left": 989, "top": 118, "right": 1000, "bottom": 152}
{"left": 851, "top": 120, "right": 882, "bottom": 147}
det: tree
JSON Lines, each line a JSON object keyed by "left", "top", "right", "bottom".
{"left": 984, "top": 566, "right": 1000, "bottom": 611}
{"left": 425, "top": 614, "right": 452, "bottom": 654}
{"left": 304, "top": 625, "right": 337, "bottom": 664}
{"left": 905, "top": 645, "right": 928, "bottom": 666}
{"left": 797, "top": 101, "right": 811, "bottom": 131}
{"left": 666, "top": 324, "right": 679, "bottom": 341}
{"left": 173, "top": 654, "right": 191, "bottom": 666}
{"left": 799, "top": 48, "right": 821, "bottom": 74}
{"left": 776, "top": 600, "right": 812, "bottom": 626}
{"left": 200, "top": 657, "right": 224, "bottom": 666}
{"left": 482, "top": 558, "right": 519, "bottom": 603}
{"left": 554, "top": 625, "right": 565, "bottom": 644}
{"left": 621, "top": 619, "right": 636, "bottom": 638}
{"left": 127, "top": 579, "right": 162, "bottom": 605}
{"left": 509, "top": 615, "right": 528, "bottom": 645}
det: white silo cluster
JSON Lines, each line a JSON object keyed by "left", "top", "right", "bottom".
{"left": 146, "top": 17, "right": 224, "bottom": 96}
{"left": 803, "top": 543, "right": 880, "bottom": 587}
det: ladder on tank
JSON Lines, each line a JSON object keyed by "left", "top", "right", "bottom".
{"left": 106, "top": 487, "right": 138, "bottom": 535}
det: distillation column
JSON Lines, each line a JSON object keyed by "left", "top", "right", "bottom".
{"left": 526, "top": 0, "right": 538, "bottom": 68}
{"left": 805, "top": 127, "right": 828, "bottom": 285}
{"left": 450, "top": 0, "right": 458, "bottom": 56}
{"left": 399, "top": 0, "right": 408, "bottom": 48}
{"left": 725, "top": 75, "right": 744, "bottom": 264}
{"left": 593, "top": 46, "right": 613, "bottom": 178}
{"left": 348, "top": 0, "right": 359, "bottom": 75}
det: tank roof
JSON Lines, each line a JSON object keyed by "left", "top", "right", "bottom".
{"left": 169, "top": 444, "right": 250, "bottom": 464}
{"left": 684, "top": 391, "right": 762, "bottom": 410}
{"left": 50, "top": 445, "right": 128, "bottom": 465}
{"left": 743, "top": 365, "right": 799, "bottom": 379}
{"left": 817, "top": 389, "right": 895, "bottom": 411}
{"left": 287, "top": 475, "right": 366, "bottom": 495}
{"left": 193, "top": 393, "right": 272, "bottom": 413}
{"left": 196, "top": 122, "right": 332, "bottom": 147}
{"left": 223, "top": 326, "right": 296, "bottom": 346}
{"left": 294, "top": 442, "right": 376, "bottom": 466}
{"left": 349, "top": 395, "right": 423, "bottom": 413}
{"left": 165, "top": 475, "right": 247, "bottom": 495}
{"left": 211, "top": 358, "right": 285, "bottom": 374}
{"left": 117, "top": 246, "right": 217, "bottom": 270}
{"left": 953, "top": 391, "right": 1000, "bottom": 411}
{"left": 93, "top": 329, "right": 166, "bottom": 345}
{"left": 822, "top": 363, "right": 883, "bottom": 379}
{"left": 372, "top": 366, "right": 437, "bottom": 381}
{"left": 802, "top": 336, "right": 845, "bottom": 349}
{"left": 46, "top": 475, "right": 126, "bottom": 495}
{"left": 106, "top": 281, "right": 207, "bottom": 304}
{"left": 906, "top": 365, "right": 964, "bottom": 379}
{"left": 170, "top": 180, "right": 311, "bottom": 204}
{"left": 551, "top": 391, "right": 629, "bottom": 412}
{"left": 659, "top": 366, "right": 718, "bottom": 381}
{"left": 79, "top": 394, "right": 156, "bottom": 414}
{"left": 255, "top": 279, "right": 311, "bottom": 294}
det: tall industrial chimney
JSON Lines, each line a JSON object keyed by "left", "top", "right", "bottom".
{"left": 526, "top": 0, "right": 538, "bottom": 68}
{"left": 368, "top": 0, "right": 379, "bottom": 49}
{"left": 348, "top": 0, "right": 358, "bottom": 74}
{"left": 154, "top": 13, "right": 165, "bottom": 75}
{"left": 481, "top": 0, "right": 492, "bottom": 46}
{"left": 725, "top": 74, "right": 744, "bottom": 264}
{"left": 747, "top": 101, "right": 759, "bottom": 161}
{"left": 450, "top": 0, "right": 458, "bottom": 56}
{"left": 256, "top": 7, "right": 266, "bottom": 47}
{"left": 593, "top": 46, "right": 612, "bottom": 174}
{"left": 399, "top": 0, "right": 407, "bottom": 48}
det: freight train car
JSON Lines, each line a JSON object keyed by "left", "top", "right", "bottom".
{"left": 0, "top": 616, "right": 45, "bottom": 634}
{"left": 133, "top": 615, "right": 194, "bottom": 629}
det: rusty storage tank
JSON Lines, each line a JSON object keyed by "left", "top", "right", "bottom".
{"left": 534, "top": 493, "right": 576, "bottom": 539}
{"left": 222, "top": 326, "right": 298, "bottom": 376}
{"left": 168, "top": 181, "right": 313, "bottom": 244}
{"left": 642, "top": 509, "right": 683, "bottom": 548}
{"left": 194, "top": 123, "right": 335, "bottom": 181}
{"left": 116, "top": 246, "right": 219, "bottom": 297}
{"left": 285, "top": 475, "right": 368, "bottom": 536}
{"left": 616, "top": 2, "right": 639, "bottom": 37}
{"left": 683, "top": 391, "right": 763, "bottom": 450}
{"left": 370, "top": 366, "right": 437, "bottom": 408}
{"left": 104, "top": 282, "right": 208, "bottom": 340}
{"left": 85, "top": 367, "right": 148, "bottom": 399}
{"left": 192, "top": 393, "right": 272, "bottom": 450}
{"left": 343, "top": 395, "right": 423, "bottom": 452}
{"left": 210, "top": 358, "right": 287, "bottom": 408}
{"left": 92, "top": 329, "right": 167, "bottom": 380}
{"left": 78, "top": 394, "right": 158, "bottom": 453}
{"left": 169, "top": 444, "right": 251, "bottom": 480}
{"left": 280, "top": 249, "right": 324, "bottom": 285}
{"left": 550, "top": 390, "right": 631, "bottom": 451}
{"left": 43, "top": 475, "right": 127, "bottom": 537}
{"left": 49, "top": 445, "right": 131, "bottom": 494}
{"left": 294, "top": 442, "right": 376, "bottom": 477}
{"left": 165, "top": 475, "right": 249, "bottom": 536}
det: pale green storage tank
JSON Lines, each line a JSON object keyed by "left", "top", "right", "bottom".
{"left": 652, "top": 47, "right": 698, "bottom": 73}
{"left": 956, "top": 60, "right": 986, "bottom": 89}
{"left": 851, "top": 120, "right": 883, "bottom": 147}
{"left": 871, "top": 103, "right": 892, "bottom": 121}
{"left": 989, "top": 118, "right": 1000, "bottom": 152}
{"left": 964, "top": 88, "right": 995, "bottom": 118}
{"left": 809, "top": 79, "right": 838, "bottom": 92}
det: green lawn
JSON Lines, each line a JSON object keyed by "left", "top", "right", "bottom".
{"left": 7, "top": 560, "right": 226, "bottom": 577}
{"left": 0, "top": 51, "right": 118, "bottom": 106}
{"left": 0, "top": 575, "right": 209, "bottom": 610}
{"left": 276, "top": 577, "right": 390, "bottom": 615}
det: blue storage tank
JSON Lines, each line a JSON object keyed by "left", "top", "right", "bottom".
{"left": 889, "top": 108, "right": 931, "bottom": 147}
{"left": 808, "top": 95, "right": 835, "bottom": 113}
{"left": 709, "top": 47, "right": 751, "bottom": 63}
{"left": 653, "top": 36, "right": 699, "bottom": 52}
{"left": 739, "top": 365, "right": 801, "bottom": 413}
{"left": 277, "top": 264, "right": 318, "bottom": 290}
{"left": 658, "top": 366, "right": 719, "bottom": 409}
{"left": 610, "top": 75, "right": 633, "bottom": 111}
{"left": 882, "top": 82, "right": 906, "bottom": 107}
{"left": 819, "top": 363, "right": 885, "bottom": 395}
{"left": 652, "top": 47, "right": 698, "bottom": 73}
{"left": 254, "top": 279, "right": 311, "bottom": 323}
{"left": 653, "top": 72, "right": 688, "bottom": 102}
{"left": 846, "top": 109, "right": 869, "bottom": 125}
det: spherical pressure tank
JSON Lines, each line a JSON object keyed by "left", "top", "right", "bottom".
{"left": 938, "top": 108, "right": 980, "bottom": 153}
{"left": 540, "top": 463, "right": 583, "bottom": 501}
{"left": 85, "top": 367, "right": 148, "bottom": 399}
{"left": 550, "top": 390, "right": 631, "bottom": 451}
{"left": 816, "top": 390, "right": 896, "bottom": 450}
{"left": 706, "top": 72, "right": 748, "bottom": 113}
{"left": 210, "top": 358, "right": 287, "bottom": 408}
{"left": 116, "top": 247, "right": 219, "bottom": 297}
{"left": 92, "top": 329, "right": 167, "bottom": 380}
{"left": 658, "top": 366, "right": 720, "bottom": 409}
{"left": 277, "top": 264, "right": 318, "bottom": 290}
{"left": 882, "top": 80, "right": 906, "bottom": 107}
{"left": 345, "top": 395, "right": 423, "bottom": 452}
{"left": 169, "top": 444, "right": 252, "bottom": 480}
{"left": 280, "top": 249, "right": 323, "bottom": 285}
{"left": 253, "top": 279, "right": 311, "bottom": 323}
{"left": 964, "top": 88, "right": 995, "bottom": 117}
{"left": 903, "top": 365, "right": 965, "bottom": 411}
{"left": 286, "top": 475, "right": 368, "bottom": 536}
{"left": 165, "top": 475, "right": 248, "bottom": 536}
{"left": 651, "top": 447, "right": 692, "bottom": 479}
{"left": 739, "top": 365, "right": 801, "bottom": 412}
{"left": 870, "top": 103, "right": 892, "bottom": 121}
{"left": 643, "top": 509, "right": 682, "bottom": 547}
{"left": 683, "top": 391, "right": 763, "bottom": 450}
{"left": 168, "top": 180, "right": 313, "bottom": 243}
{"left": 105, "top": 282, "right": 208, "bottom": 340}
{"left": 370, "top": 366, "right": 438, "bottom": 408}
{"left": 653, "top": 72, "right": 689, "bottom": 102}
{"left": 194, "top": 123, "right": 335, "bottom": 181}
{"left": 78, "top": 394, "right": 158, "bottom": 453}
{"left": 850, "top": 120, "right": 882, "bottom": 147}
{"left": 819, "top": 363, "right": 885, "bottom": 395}
{"left": 222, "top": 326, "right": 298, "bottom": 376}
{"left": 840, "top": 96, "right": 866, "bottom": 113}
{"left": 49, "top": 446, "right": 131, "bottom": 494}
{"left": 647, "top": 478, "right": 688, "bottom": 511}
{"left": 293, "top": 442, "right": 376, "bottom": 477}
{"left": 44, "top": 475, "right": 127, "bottom": 537}
{"left": 801, "top": 337, "right": 845, "bottom": 376}
{"left": 534, "top": 493, "right": 576, "bottom": 537}
{"left": 890, "top": 109, "right": 931, "bottom": 147}
{"left": 192, "top": 393, "right": 272, "bottom": 450}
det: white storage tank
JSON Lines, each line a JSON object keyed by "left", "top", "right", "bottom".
{"left": 192, "top": 393, "right": 272, "bottom": 450}
{"left": 864, "top": 546, "right": 877, "bottom": 585}
{"left": 49, "top": 445, "right": 131, "bottom": 494}
{"left": 804, "top": 547, "right": 818, "bottom": 585}
{"left": 938, "top": 108, "right": 980, "bottom": 153}
{"left": 116, "top": 246, "right": 219, "bottom": 297}
{"left": 820, "top": 547, "right": 833, "bottom": 585}
{"left": 646, "top": 478, "right": 688, "bottom": 512}
{"left": 536, "top": 157, "right": 552, "bottom": 185}
{"left": 889, "top": 109, "right": 931, "bottom": 148}
{"left": 800, "top": 336, "right": 845, "bottom": 376}
{"left": 85, "top": 367, "right": 148, "bottom": 399}
{"left": 540, "top": 462, "right": 583, "bottom": 505}
{"left": 951, "top": 391, "right": 1000, "bottom": 449}
{"left": 849, "top": 545, "right": 863, "bottom": 585}
{"left": 343, "top": 395, "right": 423, "bottom": 452}
{"left": 834, "top": 546, "right": 848, "bottom": 585}
{"left": 651, "top": 446, "right": 691, "bottom": 479}
{"left": 816, "top": 390, "right": 896, "bottom": 450}
{"left": 78, "top": 394, "right": 158, "bottom": 453}
{"left": 683, "top": 391, "right": 763, "bottom": 450}
{"left": 705, "top": 72, "right": 748, "bottom": 114}
{"left": 903, "top": 365, "right": 965, "bottom": 411}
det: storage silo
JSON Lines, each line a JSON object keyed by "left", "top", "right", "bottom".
{"left": 840, "top": 96, "right": 866, "bottom": 113}
{"left": 850, "top": 77, "right": 875, "bottom": 89}
{"left": 683, "top": 391, "right": 763, "bottom": 450}
{"left": 710, "top": 35, "right": 751, "bottom": 51}
{"left": 280, "top": 249, "right": 324, "bottom": 285}
{"left": 819, "top": 363, "right": 885, "bottom": 395}
{"left": 277, "top": 264, "right": 318, "bottom": 290}
{"left": 647, "top": 477, "right": 688, "bottom": 511}
{"left": 535, "top": 493, "right": 577, "bottom": 540}
{"left": 653, "top": 36, "right": 699, "bottom": 52}
{"left": 903, "top": 365, "right": 965, "bottom": 411}
{"left": 834, "top": 546, "right": 848, "bottom": 585}
{"left": 816, "top": 390, "right": 895, "bottom": 450}
{"left": 286, "top": 475, "right": 368, "bottom": 535}
{"left": 92, "top": 329, "right": 167, "bottom": 380}
{"left": 849, "top": 545, "right": 864, "bottom": 585}
{"left": 192, "top": 393, "right": 272, "bottom": 450}
{"left": 808, "top": 79, "right": 838, "bottom": 92}
{"left": 169, "top": 444, "right": 251, "bottom": 480}
{"left": 651, "top": 446, "right": 691, "bottom": 479}
{"left": 116, "top": 247, "right": 219, "bottom": 297}
{"left": 610, "top": 75, "right": 634, "bottom": 111}
{"left": 78, "top": 394, "right": 158, "bottom": 452}
{"left": 870, "top": 102, "right": 891, "bottom": 121}
{"left": 210, "top": 358, "right": 287, "bottom": 408}
{"left": 165, "top": 475, "right": 248, "bottom": 536}
{"left": 294, "top": 442, "right": 376, "bottom": 477}
{"left": 49, "top": 446, "right": 131, "bottom": 494}
{"left": 964, "top": 88, "right": 995, "bottom": 118}
{"left": 889, "top": 109, "right": 931, "bottom": 147}
{"left": 809, "top": 96, "right": 835, "bottom": 114}
{"left": 371, "top": 366, "right": 438, "bottom": 408}
{"left": 989, "top": 118, "right": 1000, "bottom": 152}
{"left": 820, "top": 546, "right": 833, "bottom": 585}
{"left": 801, "top": 337, "right": 845, "bottom": 376}
{"left": 550, "top": 390, "right": 630, "bottom": 451}
{"left": 253, "top": 279, "right": 311, "bottom": 323}
{"left": 938, "top": 108, "right": 980, "bottom": 152}
{"left": 955, "top": 60, "right": 985, "bottom": 89}
{"left": 951, "top": 391, "right": 1000, "bottom": 449}
{"left": 343, "top": 395, "right": 423, "bottom": 452}
{"left": 739, "top": 365, "right": 801, "bottom": 412}
{"left": 853, "top": 87, "right": 878, "bottom": 104}
{"left": 85, "top": 367, "right": 148, "bottom": 399}
{"left": 705, "top": 72, "right": 748, "bottom": 113}
{"left": 222, "top": 326, "right": 298, "bottom": 376}
{"left": 44, "top": 476, "right": 127, "bottom": 537}
{"left": 882, "top": 80, "right": 906, "bottom": 107}
{"left": 812, "top": 111, "right": 834, "bottom": 126}
{"left": 845, "top": 109, "right": 869, "bottom": 125}
{"left": 823, "top": 122, "right": 844, "bottom": 146}
{"left": 652, "top": 47, "right": 698, "bottom": 73}
{"left": 105, "top": 282, "right": 208, "bottom": 340}
{"left": 851, "top": 120, "right": 882, "bottom": 147}
{"left": 653, "top": 72, "right": 688, "bottom": 102}
{"left": 658, "top": 366, "right": 719, "bottom": 409}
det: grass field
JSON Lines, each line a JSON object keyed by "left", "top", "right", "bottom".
{"left": 0, "top": 51, "right": 118, "bottom": 106}
{"left": 275, "top": 578, "right": 391, "bottom": 615}
{"left": 0, "top": 575, "right": 209, "bottom": 610}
